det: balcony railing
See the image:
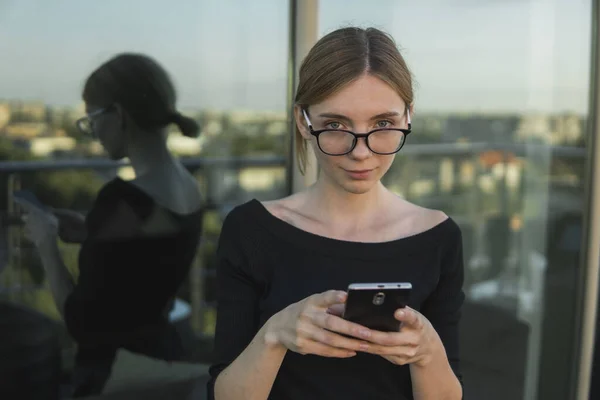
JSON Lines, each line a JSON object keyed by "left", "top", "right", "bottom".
{"left": 0, "top": 142, "right": 587, "bottom": 337}
{"left": 0, "top": 155, "right": 288, "bottom": 335}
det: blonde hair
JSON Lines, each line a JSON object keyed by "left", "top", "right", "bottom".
{"left": 294, "top": 27, "right": 414, "bottom": 174}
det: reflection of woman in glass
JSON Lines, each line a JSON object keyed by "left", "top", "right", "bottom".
{"left": 19, "top": 53, "right": 204, "bottom": 397}
{"left": 208, "top": 27, "right": 464, "bottom": 399}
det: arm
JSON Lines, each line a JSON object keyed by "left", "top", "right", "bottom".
{"left": 409, "top": 340, "right": 462, "bottom": 400}
{"left": 19, "top": 204, "right": 75, "bottom": 318}
{"left": 208, "top": 212, "right": 284, "bottom": 400}
{"left": 62, "top": 202, "right": 153, "bottom": 344}
{"left": 208, "top": 212, "right": 365, "bottom": 400}
{"left": 411, "top": 223, "right": 465, "bottom": 400}
{"left": 213, "top": 323, "right": 288, "bottom": 400}
{"left": 37, "top": 236, "right": 75, "bottom": 318}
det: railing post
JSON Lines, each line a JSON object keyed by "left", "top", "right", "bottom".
{"left": 190, "top": 237, "right": 205, "bottom": 335}
{"left": 5, "top": 173, "right": 22, "bottom": 302}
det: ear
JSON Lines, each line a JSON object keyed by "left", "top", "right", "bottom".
{"left": 293, "top": 105, "right": 312, "bottom": 140}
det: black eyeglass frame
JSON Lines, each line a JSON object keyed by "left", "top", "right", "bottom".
{"left": 75, "top": 105, "right": 117, "bottom": 137}
{"left": 301, "top": 107, "right": 412, "bottom": 156}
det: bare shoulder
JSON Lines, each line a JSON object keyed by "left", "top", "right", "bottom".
{"left": 390, "top": 196, "right": 449, "bottom": 235}
{"left": 261, "top": 193, "right": 307, "bottom": 222}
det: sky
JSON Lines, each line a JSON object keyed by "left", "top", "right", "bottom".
{"left": 0, "top": 0, "right": 592, "bottom": 114}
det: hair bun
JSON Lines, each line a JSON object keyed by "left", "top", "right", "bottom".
{"left": 171, "top": 112, "right": 200, "bottom": 138}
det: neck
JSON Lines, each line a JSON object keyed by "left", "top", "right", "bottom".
{"left": 127, "top": 129, "right": 176, "bottom": 178}
{"left": 306, "top": 178, "right": 390, "bottom": 227}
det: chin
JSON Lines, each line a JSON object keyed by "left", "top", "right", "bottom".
{"left": 338, "top": 179, "right": 378, "bottom": 195}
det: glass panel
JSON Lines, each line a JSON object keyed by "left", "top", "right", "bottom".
{"left": 0, "top": 0, "right": 291, "bottom": 383}
{"left": 319, "top": 1, "right": 591, "bottom": 399}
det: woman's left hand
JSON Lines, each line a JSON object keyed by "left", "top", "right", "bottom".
{"left": 19, "top": 201, "right": 59, "bottom": 247}
{"left": 365, "top": 307, "right": 442, "bottom": 367}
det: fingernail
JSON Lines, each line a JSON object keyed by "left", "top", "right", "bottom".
{"left": 359, "top": 343, "right": 369, "bottom": 351}
{"left": 360, "top": 329, "right": 371, "bottom": 338}
{"left": 397, "top": 310, "right": 405, "bottom": 318}
{"left": 347, "top": 351, "right": 356, "bottom": 357}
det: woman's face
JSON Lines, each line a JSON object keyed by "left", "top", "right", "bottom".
{"left": 296, "top": 74, "right": 410, "bottom": 195}
{"left": 86, "top": 103, "right": 127, "bottom": 160}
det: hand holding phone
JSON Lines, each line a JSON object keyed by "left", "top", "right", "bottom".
{"left": 342, "top": 282, "right": 412, "bottom": 332}
{"left": 52, "top": 209, "right": 87, "bottom": 243}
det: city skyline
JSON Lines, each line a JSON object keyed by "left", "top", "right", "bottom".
{"left": 0, "top": 0, "right": 592, "bottom": 114}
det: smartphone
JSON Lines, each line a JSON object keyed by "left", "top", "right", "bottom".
{"left": 343, "top": 282, "right": 412, "bottom": 332}
{"left": 12, "top": 190, "right": 47, "bottom": 211}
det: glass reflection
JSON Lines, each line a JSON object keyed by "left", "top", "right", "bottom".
{"left": 318, "top": 0, "right": 591, "bottom": 399}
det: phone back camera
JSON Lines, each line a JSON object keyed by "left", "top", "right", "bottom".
{"left": 373, "top": 292, "right": 385, "bottom": 306}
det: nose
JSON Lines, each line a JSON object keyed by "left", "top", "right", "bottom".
{"left": 349, "top": 137, "right": 371, "bottom": 160}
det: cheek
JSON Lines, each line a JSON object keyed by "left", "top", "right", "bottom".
{"left": 313, "top": 146, "right": 339, "bottom": 171}
{"left": 378, "top": 155, "right": 396, "bottom": 173}
{"left": 97, "top": 121, "right": 120, "bottom": 146}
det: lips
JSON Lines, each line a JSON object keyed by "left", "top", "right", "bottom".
{"left": 344, "top": 168, "right": 374, "bottom": 179}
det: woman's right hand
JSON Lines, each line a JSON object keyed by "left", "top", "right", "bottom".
{"left": 51, "top": 208, "right": 87, "bottom": 243}
{"left": 264, "top": 290, "right": 373, "bottom": 358}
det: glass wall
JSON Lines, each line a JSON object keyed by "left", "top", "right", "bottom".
{"left": 0, "top": 0, "right": 290, "bottom": 368}
{"left": 318, "top": 0, "right": 592, "bottom": 399}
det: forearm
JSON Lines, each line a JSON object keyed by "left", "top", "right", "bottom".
{"left": 214, "top": 322, "right": 287, "bottom": 400}
{"left": 410, "top": 341, "right": 462, "bottom": 400}
{"left": 37, "top": 237, "right": 75, "bottom": 318}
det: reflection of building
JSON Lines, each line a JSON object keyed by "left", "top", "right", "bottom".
{"left": 0, "top": 103, "right": 11, "bottom": 129}
{"left": 4, "top": 122, "right": 50, "bottom": 138}
{"left": 239, "top": 166, "right": 286, "bottom": 191}
{"left": 167, "top": 134, "right": 202, "bottom": 156}
{"left": 516, "top": 114, "right": 584, "bottom": 145}
{"left": 8, "top": 100, "right": 47, "bottom": 121}
{"left": 29, "top": 137, "right": 76, "bottom": 156}
{"left": 443, "top": 114, "right": 520, "bottom": 143}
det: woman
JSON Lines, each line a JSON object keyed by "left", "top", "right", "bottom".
{"left": 20, "top": 53, "right": 204, "bottom": 397}
{"left": 208, "top": 27, "right": 464, "bottom": 399}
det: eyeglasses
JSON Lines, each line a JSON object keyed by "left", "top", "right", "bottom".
{"left": 302, "top": 108, "right": 411, "bottom": 156}
{"left": 75, "top": 106, "right": 115, "bottom": 136}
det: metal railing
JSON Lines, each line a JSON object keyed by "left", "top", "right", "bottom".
{"left": 0, "top": 141, "right": 588, "bottom": 335}
{"left": 0, "top": 155, "right": 289, "bottom": 335}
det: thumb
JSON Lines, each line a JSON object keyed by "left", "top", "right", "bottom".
{"left": 394, "top": 307, "right": 421, "bottom": 327}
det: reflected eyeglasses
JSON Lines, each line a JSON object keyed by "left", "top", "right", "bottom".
{"left": 75, "top": 105, "right": 116, "bottom": 136}
{"left": 301, "top": 108, "right": 412, "bottom": 156}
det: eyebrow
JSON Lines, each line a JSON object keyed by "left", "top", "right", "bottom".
{"left": 317, "top": 111, "right": 403, "bottom": 121}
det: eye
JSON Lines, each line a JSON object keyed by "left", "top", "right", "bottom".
{"left": 326, "top": 121, "right": 342, "bottom": 130}
{"left": 376, "top": 120, "right": 393, "bottom": 128}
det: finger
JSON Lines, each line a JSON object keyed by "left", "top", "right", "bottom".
{"left": 310, "top": 311, "right": 372, "bottom": 340}
{"left": 363, "top": 344, "right": 417, "bottom": 357}
{"left": 326, "top": 304, "right": 345, "bottom": 317}
{"left": 302, "top": 339, "right": 357, "bottom": 358}
{"left": 366, "top": 330, "right": 404, "bottom": 346}
{"left": 394, "top": 307, "right": 421, "bottom": 328}
{"left": 311, "top": 290, "right": 347, "bottom": 308}
{"left": 303, "top": 323, "right": 370, "bottom": 352}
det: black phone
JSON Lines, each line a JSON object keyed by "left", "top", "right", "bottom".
{"left": 343, "top": 282, "right": 412, "bottom": 332}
